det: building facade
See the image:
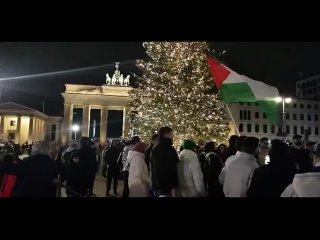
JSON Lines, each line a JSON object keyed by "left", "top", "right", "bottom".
{"left": 296, "top": 74, "right": 320, "bottom": 99}
{"left": 228, "top": 98, "right": 320, "bottom": 142}
{"left": 61, "top": 63, "right": 132, "bottom": 145}
{"left": 0, "top": 102, "right": 62, "bottom": 144}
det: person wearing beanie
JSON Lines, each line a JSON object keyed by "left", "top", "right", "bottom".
{"left": 176, "top": 140, "right": 206, "bottom": 197}
{"left": 150, "top": 126, "right": 179, "bottom": 197}
{"left": 127, "top": 142, "right": 149, "bottom": 197}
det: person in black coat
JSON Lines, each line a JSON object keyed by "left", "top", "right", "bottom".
{"left": 71, "top": 137, "right": 98, "bottom": 197}
{"left": 247, "top": 139, "right": 296, "bottom": 198}
{"left": 203, "top": 141, "right": 224, "bottom": 198}
{"left": 103, "top": 140, "right": 121, "bottom": 196}
{"left": 289, "top": 135, "right": 313, "bottom": 173}
{"left": 145, "top": 133, "right": 159, "bottom": 172}
{"left": 14, "top": 142, "right": 58, "bottom": 198}
{"left": 150, "top": 126, "right": 179, "bottom": 197}
{"left": 225, "top": 135, "right": 239, "bottom": 158}
{"left": 216, "top": 144, "right": 228, "bottom": 163}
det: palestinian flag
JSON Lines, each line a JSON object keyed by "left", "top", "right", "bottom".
{"left": 207, "top": 56, "right": 280, "bottom": 124}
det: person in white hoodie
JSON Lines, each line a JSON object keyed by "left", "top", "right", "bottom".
{"left": 223, "top": 137, "right": 260, "bottom": 197}
{"left": 281, "top": 143, "right": 320, "bottom": 197}
{"left": 127, "top": 142, "right": 149, "bottom": 197}
{"left": 219, "top": 136, "right": 247, "bottom": 185}
{"left": 176, "top": 140, "right": 206, "bottom": 197}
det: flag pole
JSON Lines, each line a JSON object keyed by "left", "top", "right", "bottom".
{"left": 207, "top": 51, "right": 240, "bottom": 136}
{"left": 225, "top": 104, "right": 240, "bottom": 136}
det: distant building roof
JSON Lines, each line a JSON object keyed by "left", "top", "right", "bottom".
{"left": 0, "top": 102, "right": 48, "bottom": 119}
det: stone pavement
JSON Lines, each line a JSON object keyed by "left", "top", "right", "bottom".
{"left": 61, "top": 174, "right": 124, "bottom": 198}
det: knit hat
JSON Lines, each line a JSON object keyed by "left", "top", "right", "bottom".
{"left": 182, "top": 139, "right": 196, "bottom": 151}
{"left": 133, "top": 142, "right": 146, "bottom": 154}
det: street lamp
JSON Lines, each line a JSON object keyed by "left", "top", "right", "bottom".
{"left": 72, "top": 124, "right": 80, "bottom": 141}
{"left": 275, "top": 97, "right": 292, "bottom": 139}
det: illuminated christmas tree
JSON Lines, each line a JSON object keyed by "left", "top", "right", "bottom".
{"left": 129, "top": 42, "right": 230, "bottom": 146}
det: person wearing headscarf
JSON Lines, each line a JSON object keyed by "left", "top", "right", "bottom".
{"left": 127, "top": 142, "right": 149, "bottom": 197}
{"left": 176, "top": 140, "right": 206, "bottom": 197}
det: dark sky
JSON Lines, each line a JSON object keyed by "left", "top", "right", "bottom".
{"left": 1, "top": 42, "right": 320, "bottom": 116}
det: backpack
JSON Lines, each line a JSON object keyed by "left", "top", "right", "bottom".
{"left": 0, "top": 161, "right": 19, "bottom": 198}
{"left": 0, "top": 175, "right": 17, "bottom": 197}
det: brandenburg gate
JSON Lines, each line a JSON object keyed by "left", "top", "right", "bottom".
{"left": 61, "top": 63, "right": 132, "bottom": 145}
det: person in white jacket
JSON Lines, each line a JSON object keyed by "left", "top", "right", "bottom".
{"left": 223, "top": 137, "right": 260, "bottom": 197}
{"left": 281, "top": 144, "right": 320, "bottom": 197}
{"left": 127, "top": 142, "right": 149, "bottom": 197}
{"left": 176, "top": 140, "right": 206, "bottom": 197}
{"left": 219, "top": 136, "right": 247, "bottom": 185}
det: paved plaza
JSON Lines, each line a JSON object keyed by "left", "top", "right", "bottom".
{"left": 60, "top": 174, "right": 124, "bottom": 198}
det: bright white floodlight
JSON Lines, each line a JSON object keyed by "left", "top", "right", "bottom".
{"left": 275, "top": 97, "right": 282, "bottom": 103}
{"left": 285, "top": 98, "right": 292, "bottom": 103}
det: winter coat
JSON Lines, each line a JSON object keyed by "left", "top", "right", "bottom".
{"left": 14, "top": 154, "right": 58, "bottom": 197}
{"left": 74, "top": 146, "right": 98, "bottom": 178}
{"left": 144, "top": 143, "right": 154, "bottom": 172}
{"left": 247, "top": 162, "right": 296, "bottom": 198}
{"left": 223, "top": 152, "right": 259, "bottom": 197}
{"left": 176, "top": 149, "right": 206, "bottom": 197}
{"left": 204, "top": 152, "right": 224, "bottom": 197}
{"left": 127, "top": 150, "right": 149, "bottom": 197}
{"left": 65, "top": 146, "right": 97, "bottom": 196}
{"left": 0, "top": 156, "right": 21, "bottom": 197}
{"left": 289, "top": 147, "right": 313, "bottom": 173}
{"left": 122, "top": 145, "right": 135, "bottom": 172}
{"left": 150, "top": 137, "right": 179, "bottom": 194}
{"left": 219, "top": 151, "right": 241, "bottom": 185}
{"left": 103, "top": 147, "right": 120, "bottom": 177}
{"left": 281, "top": 171, "right": 320, "bottom": 197}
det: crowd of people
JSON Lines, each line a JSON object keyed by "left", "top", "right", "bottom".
{"left": 0, "top": 126, "right": 319, "bottom": 198}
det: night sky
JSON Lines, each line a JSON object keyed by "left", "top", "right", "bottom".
{"left": 1, "top": 42, "right": 320, "bottom": 117}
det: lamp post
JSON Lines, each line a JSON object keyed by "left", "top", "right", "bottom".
{"left": 72, "top": 124, "right": 80, "bottom": 141}
{"left": 275, "top": 97, "right": 292, "bottom": 140}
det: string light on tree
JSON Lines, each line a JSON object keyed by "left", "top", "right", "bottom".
{"left": 128, "top": 42, "right": 230, "bottom": 146}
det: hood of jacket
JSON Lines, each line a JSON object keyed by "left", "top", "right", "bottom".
{"left": 179, "top": 149, "right": 198, "bottom": 162}
{"left": 127, "top": 149, "right": 145, "bottom": 160}
{"left": 124, "top": 145, "right": 134, "bottom": 152}
{"left": 293, "top": 172, "right": 320, "bottom": 197}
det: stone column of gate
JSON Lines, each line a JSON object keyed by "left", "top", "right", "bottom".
{"left": 62, "top": 103, "right": 73, "bottom": 145}
{"left": 16, "top": 116, "right": 22, "bottom": 144}
{"left": 100, "top": 106, "right": 107, "bottom": 144}
{"left": 122, "top": 107, "right": 130, "bottom": 139}
{"left": 82, "top": 105, "right": 90, "bottom": 138}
